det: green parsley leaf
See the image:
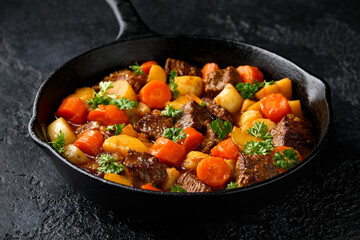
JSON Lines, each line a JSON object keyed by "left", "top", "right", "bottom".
{"left": 107, "top": 123, "right": 125, "bottom": 135}
{"left": 97, "top": 153, "right": 125, "bottom": 174}
{"left": 49, "top": 130, "right": 65, "bottom": 154}
{"left": 235, "top": 80, "right": 274, "bottom": 99}
{"left": 171, "top": 184, "right": 187, "bottom": 193}
{"left": 210, "top": 119, "right": 232, "bottom": 139}
{"left": 200, "top": 102, "right": 206, "bottom": 107}
{"left": 161, "top": 105, "right": 182, "bottom": 118}
{"left": 129, "top": 61, "right": 146, "bottom": 76}
{"left": 246, "top": 121, "right": 272, "bottom": 140}
{"left": 163, "top": 127, "right": 186, "bottom": 142}
{"left": 168, "top": 70, "right": 180, "bottom": 99}
{"left": 272, "top": 148, "right": 301, "bottom": 170}
{"left": 111, "top": 98, "right": 137, "bottom": 110}
{"left": 86, "top": 81, "right": 116, "bottom": 109}
{"left": 243, "top": 139, "right": 274, "bottom": 155}
{"left": 226, "top": 181, "right": 239, "bottom": 190}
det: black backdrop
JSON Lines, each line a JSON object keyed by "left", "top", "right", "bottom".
{"left": 1, "top": 0, "right": 359, "bottom": 239}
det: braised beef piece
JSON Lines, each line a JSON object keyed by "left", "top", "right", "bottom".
{"left": 202, "top": 97, "right": 235, "bottom": 125}
{"left": 94, "top": 69, "right": 147, "bottom": 93}
{"left": 136, "top": 110, "right": 173, "bottom": 141}
{"left": 234, "top": 153, "right": 279, "bottom": 187}
{"left": 270, "top": 115, "right": 315, "bottom": 158}
{"left": 123, "top": 150, "right": 167, "bottom": 188}
{"left": 175, "top": 170, "right": 212, "bottom": 192}
{"left": 174, "top": 100, "right": 212, "bottom": 131}
{"left": 75, "top": 121, "right": 101, "bottom": 136}
{"left": 203, "top": 66, "right": 241, "bottom": 97}
{"left": 165, "top": 58, "right": 202, "bottom": 77}
{"left": 196, "top": 120, "right": 221, "bottom": 154}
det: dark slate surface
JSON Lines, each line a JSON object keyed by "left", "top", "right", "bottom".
{"left": 1, "top": 0, "right": 359, "bottom": 239}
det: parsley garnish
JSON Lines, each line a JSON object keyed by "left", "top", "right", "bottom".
{"left": 247, "top": 121, "right": 272, "bottom": 140}
{"left": 200, "top": 102, "right": 206, "bottom": 107}
{"left": 243, "top": 139, "right": 274, "bottom": 155}
{"left": 210, "top": 119, "right": 232, "bottom": 139}
{"left": 107, "top": 123, "right": 125, "bottom": 135}
{"left": 161, "top": 105, "right": 182, "bottom": 118}
{"left": 111, "top": 98, "right": 137, "bottom": 110}
{"left": 97, "top": 154, "right": 125, "bottom": 174}
{"left": 171, "top": 184, "right": 187, "bottom": 192}
{"left": 168, "top": 70, "right": 180, "bottom": 99}
{"left": 49, "top": 130, "right": 65, "bottom": 154}
{"left": 236, "top": 80, "right": 275, "bottom": 99}
{"left": 163, "top": 127, "right": 186, "bottom": 142}
{"left": 272, "top": 148, "right": 301, "bottom": 170}
{"left": 226, "top": 181, "right": 239, "bottom": 190}
{"left": 129, "top": 61, "right": 145, "bottom": 76}
{"left": 86, "top": 81, "right": 117, "bottom": 109}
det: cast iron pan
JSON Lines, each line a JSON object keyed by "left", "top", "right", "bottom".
{"left": 28, "top": 0, "right": 332, "bottom": 215}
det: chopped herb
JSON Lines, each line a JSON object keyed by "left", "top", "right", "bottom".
{"left": 168, "top": 70, "right": 180, "bottom": 99}
{"left": 163, "top": 127, "right": 186, "bottom": 142}
{"left": 161, "top": 105, "right": 182, "bottom": 118}
{"left": 226, "top": 181, "right": 239, "bottom": 190}
{"left": 272, "top": 148, "right": 301, "bottom": 170}
{"left": 107, "top": 123, "right": 125, "bottom": 135}
{"left": 210, "top": 119, "right": 232, "bottom": 139}
{"left": 111, "top": 98, "right": 137, "bottom": 110}
{"left": 129, "top": 61, "right": 145, "bottom": 76}
{"left": 235, "top": 80, "right": 275, "bottom": 99}
{"left": 247, "top": 121, "right": 272, "bottom": 140}
{"left": 49, "top": 130, "right": 65, "bottom": 154}
{"left": 97, "top": 154, "right": 125, "bottom": 174}
{"left": 171, "top": 184, "right": 187, "bottom": 193}
{"left": 243, "top": 139, "right": 274, "bottom": 155}
{"left": 86, "top": 81, "right": 116, "bottom": 109}
{"left": 200, "top": 102, "right": 206, "bottom": 107}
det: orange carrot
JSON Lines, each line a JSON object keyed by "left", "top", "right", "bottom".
{"left": 141, "top": 183, "right": 162, "bottom": 191}
{"left": 178, "top": 127, "right": 205, "bottom": 152}
{"left": 149, "top": 137, "right": 186, "bottom": 168}
{"left": 74, "top": 130, "right": 104, "bottom": 156}
{"left": 236, "top": 65, "right": 264, "bottom": 84}
{"left": 196, "top": 156, "right": 231, "bottom": 188}
{"left": 260, "top": 93, "right": 292, "bottom": 123}
{"left": 270, "top": 146, "right": 303, "bottom": 173}
{"left": 201, "top": 63, "right": 219, "bottom": 79}
{"left": 56, "top": 96, "right": 88, "bottom": 125}
{"left": 87, "top": 104, "right": 129, "bottom": 126}
{"left": 211, "top": 138, "right": 240, "bottom": 160}
{"left": 141, "top": 60, "right": 158, "bottom": 75}
{"left": 139, "top": 80, "right": 172, "bottom": 109}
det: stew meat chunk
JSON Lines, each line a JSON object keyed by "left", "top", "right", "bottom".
{"left": 102, "top": 69, "right": 147, "bottom": 93}
{"left": 165, "top": 58, "right": 202, "bottom": 77}
{"left": 136, "top": 110, "right": 173, "bottom": 141}
{"left": 203, "top": 66, "right": 241, "bottom": 97}
{"left": 201, "top": 97, "right": 235, "bottom": 125}
{"left": 175, "top": 170, "right": 212, "bottom": 192}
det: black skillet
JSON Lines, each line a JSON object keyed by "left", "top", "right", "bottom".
{"left": 28, "top": 0, "right": 332, "bottom": 215}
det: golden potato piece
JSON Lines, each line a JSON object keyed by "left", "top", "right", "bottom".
{"left": 148, "top": 65, "right": 166, "bottom": 82}
{"left": 231, "top": 127, "right": 262, "bottom": 150}
{"left": 47, "top": 117, "right": 76, "bottom": 145}
{"left": 239, "top": 110, "right": 263, "bottom": 127}
{"left": 106, "top": 80, "right": 138, "bottom": 101}
{"left": 103, "top": 134, "right": 149, "bottom": 157}
{"left": 214, "top": 84, "right": 244, "bottom": 113}
{"left": 175, "top": 76, "right": 203, "bottom": 96}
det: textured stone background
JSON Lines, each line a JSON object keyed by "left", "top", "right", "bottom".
{"left": 1, "top": 0, "right": 359, "bottom": 239}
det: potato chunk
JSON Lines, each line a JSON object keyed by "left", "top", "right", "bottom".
{"left": 136, "top": 102, "right": 151, "bottom": 116}
{"left": 182, "top": 151, "right": 209, "bottom": 170}
{"left": 242, "top": 118, "right": 276, "bottom": 132}
{"left": 241, "top": 99, "right": 257, "bottom": 112}
{"left": 160, "top": 168, "right": 180, "bottom": 190}
{"left": 165, "top": 93, "right": 203, "bottom": 109}
{"left": 102, "top": 134, "right": 149, "bottom": 157}
{"left": 62, "top": 144, "right": 91, "bottom": 165}
{"left": 254, "top": 84, "right": 279, "bottom": 100}
{"left": 214, "top": 84, "right": 244, "bottom": 113}
{"left": 70, "top": 87, "right": 95, "bottom": 102}
{"left": 148, "top": 65, "right": 166, "bottom": 82}
{"left": 239, "top": 110, "right": 263, "bottom": 127}
{"left": 288, "top": 100, "right": 303, "bottom": 118}
{"left": 47, "top": 117, "right": 76, "bottom": 145}
{"left": 106, "top": 80, "right": 138, "bottom": 101}
{"left": 231, "top": 127, "right": 262, "bottom": 150}
{"left": 104, "top": 173, "right": 132, "bottom": 186}
{"left": 275, "top": 78, "right": 292, "bottom": 100}
{"left": 175, "top": 76, "right": 203, "bottom": 96}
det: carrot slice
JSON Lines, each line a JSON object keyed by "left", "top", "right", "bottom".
{"left": 178, "top": 127, "right": 205, "bottom": 152}
{"left": 141, "top": 60, "right": 158, "bottom": 75}
{"left": 74, "top": 130, "right": 104, "bottom": 156}
{"left": 270, "top": 146, "right": 303, "bottom": 173}
{"left": 236, "top": 65, "right": 264, "bottom": 84}
{"left": 260, "top": 93, "right": 292, "bottom": 123}
{"left": 201, "top": 63, "right": 219, "bottom": 79}
{"left": 141, "top": 183, "right": 162, "bottom": 191}
{"left": 211, "top": 138, "right": 240, "bottom": 160}
{"left": 196, "top": 156, "right": 231, "bottom": 188}
{"left": 149, "top": 137, "right": 186, "bottom": 168}
{"left": 139, "top": 80, "right": 172, "bottom": 109}
{"left": 56, "top": 96, "right": 88, "bottom": 125}
{"left": 87, "top": 104, "right": 129, "bottom": 126}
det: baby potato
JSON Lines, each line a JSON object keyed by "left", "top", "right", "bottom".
{"left": 47, "top": 117, "right": 76, "bottom": 145}
{"left": 214, "top": 84, "right": 244, "bottom": 113}
{"left": 175, "top": 76, "right": 203, "bottom": 96}
{"left": 238, "top": 110, "right": 263, "bottom": 127}
{"left": 106, "top": 80, "right": 138, "bottom": 101}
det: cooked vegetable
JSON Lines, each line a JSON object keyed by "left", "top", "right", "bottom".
{"left": 168, "top": 70, "right": 180, "bottom": 99}
{"left": 102, "top": 134, "right": 149, "bottom": 157}
{"left": 239, "top": 110, "right": 263, "bottom": 127}
{"left": 56, "top": 96, "right": 88, "bottom": 124}
{"left": 236, "top": 80, "right": 264, "bottom": 100}
{"left": 254, "top": 83, "right": 279, "bottom": 100}
{"left": 178, "top": 127, "right": 205, "bottom": 152}
{"left": 260, "top": 93, "right": 292, "bottom": 123}
{"left": 174, "top": 75, "right": 203, "bottom": 96}
{"left": 241, "top": 99, "right": 257, "bottom": 112}
{"left": 163, "top": 127, "right": 186, "bottom": 143}
{"left": 141, "top": 183, "right": 162, "bottom": 191}
{"left": 214, "top": 83, "right": 244, "bottom": 113}
{"left": 288, "top": 100, "right": 303, "bottom": 118}
{"left": 271, "top": 146, "right": 302, "bottom": 173}
{"left": 107, "top": 123, "right": 125, "bottom": 135}
{"left": 182, "top": 151, "right": 209, "bottom": 170}
{"left": 141, "top": 60, "right": 158, "bottom": 75}
{"left": 226, "top": 181, "right": 239, "bottom": 190}
{"left": 231, "top": 126, "right": 262, "bottom": 150}
{"left": 87, "top": 105, "right": 129, "bottom": 126}
{"left": 246, "top": 121, "right": 272, "bottom": 140}
{"left": 49, "top": 130, "right": 65, "bottom": 154}
{"left": 242, "top": 118, "right": 276, "bottom": 132}
{"left": 243, "top": 139, "right": 274, "bottom": 155}
{"left": 121, "top": 124, "right": 138, "bottom": 138}
{"left": 47, "top": 117, "right": 76, "bottom": 145}
{"left": 87, "top": 81, "right": 116, "bottom": 109}
{"left": 111, "top": 98, "right": 137, "bottom": 110}
{"left": 129, "top": 61, "right": 146, "bottom": 76}
{"left": 97, "top": 153, "right": 125, "bottom": 174}
{"left": 201, "top": 62, "right": 219, "bottom": 79}
{"left": 136, "top": 102, "right": 151, "bottom": 116}
{"left": 106, "top": 80, "right": 138, "bottom": 102}
{"left": 211, "top": 138, "right": 240, "bottom": 160}
{"left": 247, "top": 101, "right": 261, "bottom": 111}
{"left": 224, "top": 159, "right": 236, "bottom": 178}
{"left": 62, "top": 144, "right": 90, "bottom": 165}
{"left": 161, "top": 105, "right": 182, "bottom": 118}
{"left": 196, "top": 156, "right": 231, "bottom": 188}
{"left": 171, "top": 184, "right": 187, "bottom": 193}
{"left": 74, "top": 130, "right": 104, "bottom": 157}
{"left": 104, "top": 173, "right": 132, "bottom": 186}
{"left": 165, "top": 93, "right": 203, "bottom": 109}
{"left": 139, "top": 80, "right": 172, "bottom": 109}
{"left": 147, "top": 64, "right": 166, "bottom": 82}
{"left": 275, "top": 78, "right": 292, "bottom": 100}
{"left": 70, "top": 87, "right": 95, "bottom": 102}
{"left": 160, "top": 167, "right": 180, "bottom": 190}
{"left": 149, "top": 137, "right": 186, "bottom": 167}
{"left": 236, "top": 65, "right": 264, "bottom": 84}
{"left": 210, "top": 119, "right": 232, "bottom": 139}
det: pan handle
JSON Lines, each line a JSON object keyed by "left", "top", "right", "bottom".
{"left": 105, "top": 0, "right": 155, "bottom": 39}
